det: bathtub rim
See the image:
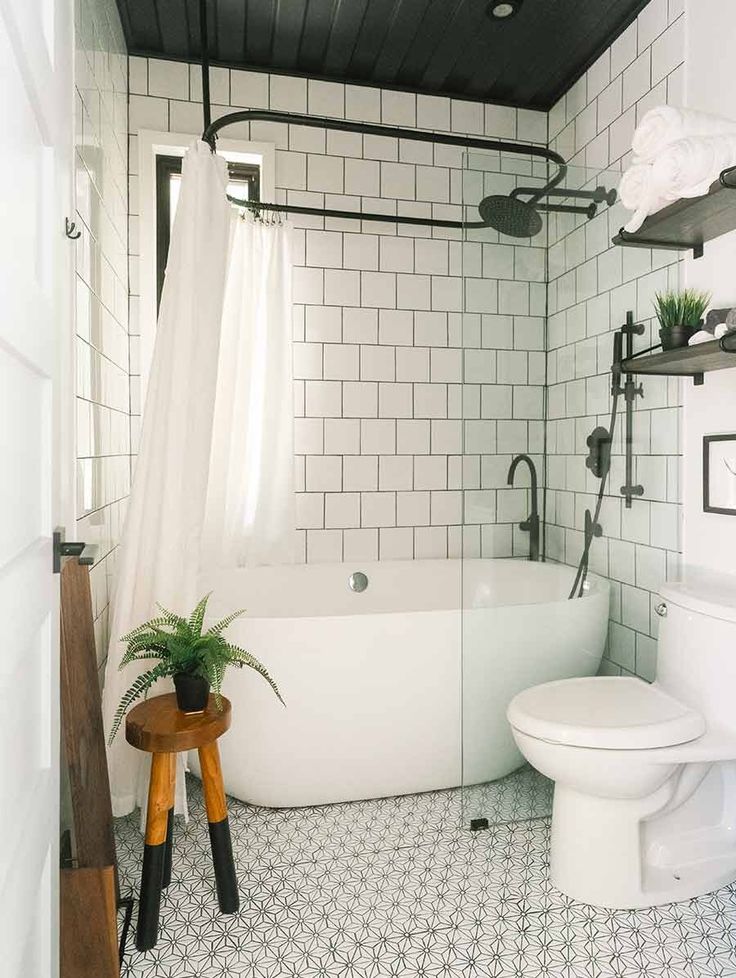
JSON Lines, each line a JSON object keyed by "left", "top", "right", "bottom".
{"left": 202, "top": 558, "right": 609, "bottom": 623}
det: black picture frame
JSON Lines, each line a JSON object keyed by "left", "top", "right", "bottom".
{"left": 703, "top": 433, "right": 736, "bottom": 514}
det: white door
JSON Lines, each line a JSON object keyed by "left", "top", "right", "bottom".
{"left": 0, "top": 0, "right": 73, "bottom": 975}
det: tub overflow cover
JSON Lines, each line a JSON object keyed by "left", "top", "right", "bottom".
{"left": 349, "top": 572, "right": 368, "bottom": 593}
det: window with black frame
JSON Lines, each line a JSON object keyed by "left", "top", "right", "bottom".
{"left": 155, "top": 154, "right": 260, "bottom": 308}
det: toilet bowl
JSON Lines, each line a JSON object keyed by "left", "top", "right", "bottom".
{"left": 507, "top": 568, "right": 736, "bottom": 909}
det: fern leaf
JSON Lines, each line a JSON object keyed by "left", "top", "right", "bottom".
{"left": 155, "top": 604, "right": 191, "bottom": 634}
{"left": 227, "top": 644, "right": 285, "bottom": 706}
{"left": 107, "top": 661, "right": 171, "bottom": 744}
{"left": 188, "top": 593, "right": 211, "bottom": 638}
{"left": 205, "top": 607, "right": 247, "bottom": 637}
{"left": 209, "top": 653, "right": 224, "bottom": 710}
{"left": 121, "top": 617, "right": 178, "bottom": 641}
{"left": 120, "top": 633, "right": 169, "bottom": 665}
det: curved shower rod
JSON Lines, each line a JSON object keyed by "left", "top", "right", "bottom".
{"left": 195, "top": 0, "right": 604, "bottom": 233}
{"left": 201, "top": 108, "right": 569, "bottom": 231}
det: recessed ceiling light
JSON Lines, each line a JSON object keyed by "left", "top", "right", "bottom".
{"left": 487, "top": 0, "right": 521, "bottom": 19}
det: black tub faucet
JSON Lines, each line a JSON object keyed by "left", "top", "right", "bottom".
{"left": 507, "top": 454, "right": 540, "bottom": 561}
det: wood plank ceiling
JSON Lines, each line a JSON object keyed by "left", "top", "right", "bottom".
{"left": 116, "top": 0, "right": 652, "bottom": 111}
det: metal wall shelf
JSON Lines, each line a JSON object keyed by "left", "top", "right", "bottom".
{"left": 622, "top": 335, "right": 736, "bottom": 385}
{"left": 612, "top": 165, "right": 736, "bottom": 258}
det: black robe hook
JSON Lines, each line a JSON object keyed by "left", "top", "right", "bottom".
{"left": 65, "top": 217, "right": 81, "bottom": 240}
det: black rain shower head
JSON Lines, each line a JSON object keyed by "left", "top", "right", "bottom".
{"left": 478, "top": 195, "right": 543, "bottom": 238}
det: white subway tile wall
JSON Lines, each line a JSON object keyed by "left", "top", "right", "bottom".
{"left": 460, "top": 152, "right": 549, "bottom": 561}
{"left": 74, "top": 0, "right": 129, "bottom": 669}
{"left": 546, "top": 0, "right": 684, "bottom": 682}
{"left": 127, "top": 58, "right": 547, "bottom": 564}
{"left": 124, "top": 4, "right": 685, "bottom": 684}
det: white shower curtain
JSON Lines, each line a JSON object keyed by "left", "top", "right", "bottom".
{"left": 102, "top": 142, "right": 294, "bottom": 817}
{"left": 202, "top": 215, "right": 294, "bottom": 568}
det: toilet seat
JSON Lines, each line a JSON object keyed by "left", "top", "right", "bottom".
{"left": 508, "top": 676, "right": 705, "bottom": 750}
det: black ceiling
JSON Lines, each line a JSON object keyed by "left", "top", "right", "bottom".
{"left": 116, "top": 0, "right": 652, "bottom": 111}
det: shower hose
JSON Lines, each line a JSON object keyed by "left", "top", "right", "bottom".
{"left": 567, "top": 383, "right": 622, "bottom": 600}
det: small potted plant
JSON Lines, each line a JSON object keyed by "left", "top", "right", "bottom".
{"left": 107, "top": 594, "right": 283, "bottom": 743}
{"left": 653, "top": 289, "right": 711, "bottom": 351}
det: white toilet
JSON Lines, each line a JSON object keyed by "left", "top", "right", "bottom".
{"left": 507, "top": 568, "right": 736, "bottom": 909}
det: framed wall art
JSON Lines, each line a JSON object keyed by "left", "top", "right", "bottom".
{"left": 703, "top": 434, "right": 736, "bottom": 515}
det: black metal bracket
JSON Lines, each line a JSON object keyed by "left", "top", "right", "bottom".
{"left": 470, "top": 817, "right": 489, "bottom": 831}
{"left": 52, "top": 527, "right": 97, "bottom": 573}
{"left": 612, "top": 312, "right": 646, "bottom": 508}
{"left": 514, "top": 183, "right": 617, "bottom": 221}
{"left": 614, "top": 227, "right": 703, "bottom": 259}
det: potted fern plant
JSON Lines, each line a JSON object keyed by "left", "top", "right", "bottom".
{"left": 654, "top": 289, "right": 711, "bottom": 350}
{"left": 107, "top": 594, "right": 283, "bottom": 743}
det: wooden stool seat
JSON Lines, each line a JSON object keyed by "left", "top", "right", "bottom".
{"left": 126, "top": 693, "right": 231, "bottom": 753}
{"left": 125, "top": 692, "right": 238, "bottom": 952}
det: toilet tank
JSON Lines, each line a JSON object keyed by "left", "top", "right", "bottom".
{"left": 657, "top": 567, "right": 736, "bottom": 734}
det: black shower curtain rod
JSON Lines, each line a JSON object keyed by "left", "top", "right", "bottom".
{"left": 195, "top": 0, "right": 593, "bottom": 231}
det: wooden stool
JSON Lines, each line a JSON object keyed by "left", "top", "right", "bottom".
{"left": 125, "top": 693, "right": 238, "bottom": 951}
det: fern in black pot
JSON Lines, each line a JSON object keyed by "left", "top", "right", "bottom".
{"left": 107, "top": 593, "right": 283, "bottom": 743}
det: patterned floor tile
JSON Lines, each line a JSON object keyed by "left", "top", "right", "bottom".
{"left": 117, "top": 770, "right": 736, "bottom": 978}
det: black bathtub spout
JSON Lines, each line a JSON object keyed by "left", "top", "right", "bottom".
{"left": 507, "top": 454, "right": 540, "bottom": 561}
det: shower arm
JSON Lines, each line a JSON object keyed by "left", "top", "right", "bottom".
{"left": 196, "top": 1, "right": 568, "bottom": 230}
{"left": 511, "top": 183, "right": 618, "bottom": 220}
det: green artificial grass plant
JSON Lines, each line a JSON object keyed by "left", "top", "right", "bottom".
{"left": 653, "top": 288, "right": 711, "bottom": 329}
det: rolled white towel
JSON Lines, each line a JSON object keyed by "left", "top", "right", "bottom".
{"left": 618, "top": 164, "right": 652, "bottom": 209}
{"left": 652, "top": 134, "right": 736, "bottom": 201}
{"left": 620, "top": 164, "right": 671, "bottom": 233}
{"left": 621, "top": 134, "right": 736, "bottom": 232}
{"left": 688, "top": 330, "right": 714, "bottom": 346}
{"left": 632, "top": 106, "right": 736, "bottom": 164}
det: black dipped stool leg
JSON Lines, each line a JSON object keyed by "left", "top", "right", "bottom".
{"left": 198, "top": 742, "right": 240, "bottom": 914}
{"left": 136, "top": 752, "right": 174, "bottom": 951}
{"left": 208, "top": 817, "right": 239, "bottom": 913}
{"left": 137, "top": 843, "right": 166, "bottom": 950}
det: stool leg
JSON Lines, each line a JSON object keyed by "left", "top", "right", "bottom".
{"left": 161, "top": 808, "right": 174, "bottom": 889}
{"left": 198, "top": 741, "right": 239, "bottom": 914}
{"left": 136, "top": 752, "right": 174, "bottom": 951}
{"left": 162, "top": 755, "right": 176, "bottom": 888}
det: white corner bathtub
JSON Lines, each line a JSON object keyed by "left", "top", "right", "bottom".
{"left": 193, "top": 559, "right": 609, "bottom": 808}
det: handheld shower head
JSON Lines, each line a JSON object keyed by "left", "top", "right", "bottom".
{"left": 478, "top": 194, "right": 543, "bottom": 238}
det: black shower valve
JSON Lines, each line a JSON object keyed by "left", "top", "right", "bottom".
{"left": 585, "top": 426, "right": 612, "bottom": 480}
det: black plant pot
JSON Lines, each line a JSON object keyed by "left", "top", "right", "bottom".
{"left": 173, "top": 673, "right": 210, "bottom": 713}
{"left": 660, "top": 324, "right": 696, "bottom": 351}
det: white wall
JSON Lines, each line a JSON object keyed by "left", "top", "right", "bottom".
{"left": 74, "top": 0, "right": 130, "bottom": 670}
{"left": 546, "top": 0, "right": 685, "bottom": 681}
{"left": 681, "top": 0, "right": 736, "bottom": 574}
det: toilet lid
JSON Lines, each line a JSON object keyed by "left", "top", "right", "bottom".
{"left": 507, "top": 677, "right": 705, "bottom": 750}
